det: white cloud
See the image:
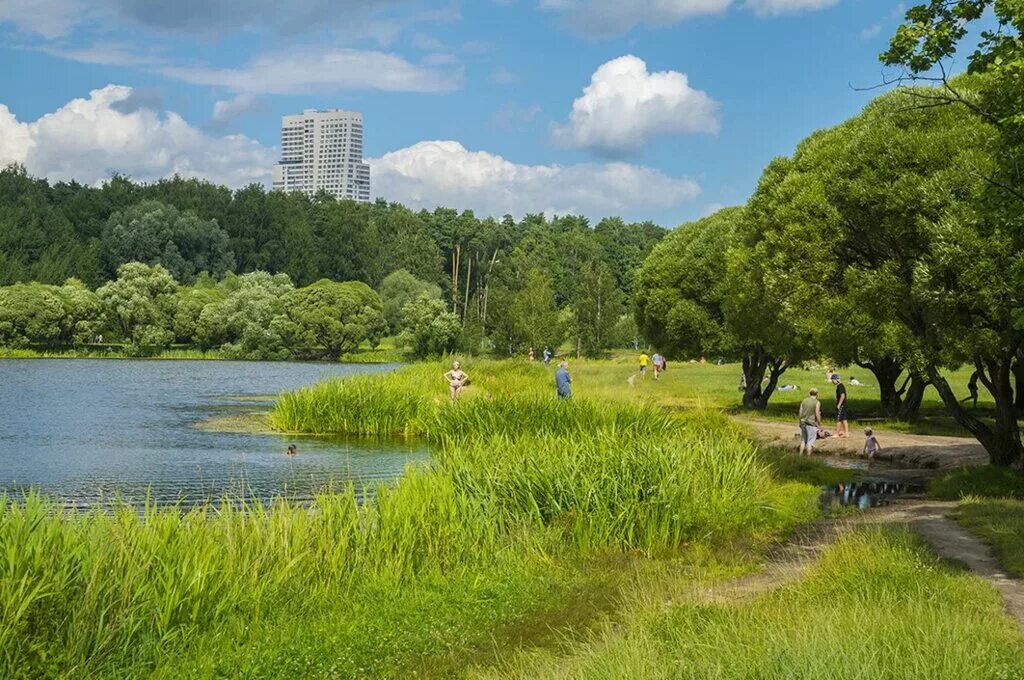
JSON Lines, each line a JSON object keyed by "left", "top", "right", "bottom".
{"left": 0, "top": 0, "right": 84, "bottom": 38}
{"left": 552, "top": 55, "right": 719, "bottom": 155}
{"left": 540, "top": 0, "right": 731, "bottom": 35}
{"left": 211, "top": 93, "right": 262, "bottom": 124}
{"left": 161, "top": 47, "right": 461, "bottom": 94}
{"left": 743, "top": 0, "right": 837, "bottom": 16}
{"left": 541, "top": 0, "right": 837, "bottom": 36}
{"left": 368, "top": 140, "right": 701, "bottom": 218}
{"left": 0, "top": 85, "right": 275, "bottom": 187}
{"left": 489, "top": 66, "right": 521, "bottom": 85}
{"left": 859, "top": 23, "right": 881, "bottom": 39}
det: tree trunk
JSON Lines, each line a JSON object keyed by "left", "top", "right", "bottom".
{"left": 927, "top": 363, "right": 1024, "bottom": 468}
{"left": 896, "top": 372, "right": 929, "bottom": 420}
{"left": 741, "top": 349, "right": 786, "bottom": 410}
{"left": 858, "top": 357, "right": 904, "bottom": 417}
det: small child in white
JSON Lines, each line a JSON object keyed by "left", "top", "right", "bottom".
{"left": 863, "top": 428, "right": 881, "bottom": 468}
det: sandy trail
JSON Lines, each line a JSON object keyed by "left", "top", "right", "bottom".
{"left": 735, "top": 417, "right": 989, "bottom": 470}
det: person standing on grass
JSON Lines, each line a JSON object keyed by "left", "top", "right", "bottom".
{"left": 639, "top": 351, "right": 650, "bottom": 380}
{"left": 543, "top": 347, "right": 552, "bottom": 365}
{"left": 528, "top": 347, "right": 535, "bottom": 362}
{"left": 831, "top": 374, "right": 849, "bottom": 438}
{"left": 961, "top": 371, "right": 980, "bottom": 409}
{"left": 798, "top": 388, "right": 822, "bottom": 456}
{"left": 651, "top": 352, "right": 664, "bottom": 380}
{"left": 444, "top": 361, "right": 469, "bottom": 402}
{"left": 555, "top": 361, "right": 572, "bottom": 400}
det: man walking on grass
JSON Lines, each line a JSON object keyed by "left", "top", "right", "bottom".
{"left": 799, "top": 388, "right": 822, "bottom": 456}
{"left": 832, "top": 374, "right": 849, "bottom": 438}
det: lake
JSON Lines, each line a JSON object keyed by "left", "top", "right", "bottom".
{"left": 0, "top": 359, "right": 427, "bottom": 508}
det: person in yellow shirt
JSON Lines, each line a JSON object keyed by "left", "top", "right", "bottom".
{"left": 639, "top": 352, "right": 650, "bottom": 380}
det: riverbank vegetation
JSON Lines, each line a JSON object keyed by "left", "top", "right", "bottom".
{"left": 1, "top": 361, "right": 822, "bottom": 678}
{"left": 956, "top": 499, "right": 1024, "bottom": 578}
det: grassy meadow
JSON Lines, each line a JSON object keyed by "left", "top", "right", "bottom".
{"left": 3, "top": 357, "right": 1022, "bottom": 678}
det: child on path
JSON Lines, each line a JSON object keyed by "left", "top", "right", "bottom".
{"left": 651, "top": 352, "right": 664, "bottom": 380}
{"left": 639, "top": 352, "right": 650, "bottom": 379}
{"left": 863, "top": 428, "right": 882, "bottom": 468}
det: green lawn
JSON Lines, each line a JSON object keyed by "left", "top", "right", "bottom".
{"left": 562, "top": 357, "right": 988, "bottom": 437}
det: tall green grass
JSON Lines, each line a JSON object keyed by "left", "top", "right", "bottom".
{"left": 472, "top": 527, "right": 1024, "bottom": 680}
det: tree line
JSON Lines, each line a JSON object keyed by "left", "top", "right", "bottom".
{"left": 0, "top": 165, "right": 665, "bottom": 357}
{"left": 636, "top": 0, "right": 1024, "bottom": 468}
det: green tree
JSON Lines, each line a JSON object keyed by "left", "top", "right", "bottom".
{"left": 96, "top": 262, "right": 178, "bottom": 353}
{"left": 399, "top": 294, "right": 462, "bottom": 358}
{"left": 569, "top": 261, "right": 623, "bottom": 357}
{"left": 378, "top": 269, "right": 442, "bottom": 334}
{"left": 101, "top": 200, "right": 234, "bottom": 283}
{"left": 195, "top": 271, "right": 297, "bottom": 360}
{"left": 285, "top": 280, "right": 387, "bottom": 358}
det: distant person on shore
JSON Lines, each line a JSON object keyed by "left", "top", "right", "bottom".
{"left": 444, "top": 361, "right": 469, "bottom": 402}
{"left": 286, "top": 444, "right": 298, "bottom": 456}
{"left": 961, "top": 371, "right": 980, "bottom": 409}
{"left": 863, "top": 428, "right": 882, "bottom": 469}
{"left": 652, "top": 352, "right": 664, "bottom": 380}
{"left": 639, "top": 352, "right": 650, "bottom": 380}
{"left": 528, "top": 347, "right": 535, "bottom": 362}
{"left": 831, "top": 374, "right": 849, "bottom": 438}
{"left": 555, "top": 361, "right": 572, "bottom": 400}
{"left": 543, "top": 347, "right": 552, "bottom": 365}
{"left": 849, "top": 376, "right": 863, "bottom": 386}
{"left": 798, "top": 388, "right": 822, "bottom": 456}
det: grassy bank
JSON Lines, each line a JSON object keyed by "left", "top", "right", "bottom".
{"left": 1, "top": 360, "right": 820, "bottom": 677}
{"left": 470, "top": 527, "right": 1024, "bottom": 680}
{"left": 956, "top": 498, "right": 1024, "bottom": 578}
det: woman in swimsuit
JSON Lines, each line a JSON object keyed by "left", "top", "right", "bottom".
{"left": 444, "top": 361, "right": 469, "bottom": 402}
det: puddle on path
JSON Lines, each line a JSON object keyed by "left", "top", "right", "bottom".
{"left": 820, "top": 481, "right": 924, "bottom": 513}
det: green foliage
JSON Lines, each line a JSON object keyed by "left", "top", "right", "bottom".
{"left": 285, "top": 279, "right": 387, "bottom": 358}
{"left": 399, "top": 294, "right": 462, "bottom": 359}
{"left": 635, "top": 207, "right": 743, "bottom": 359}
{"left": 195, "top": 271, "right": 297, "bottom": 360}
{"left": 931, "top": 467, "right": 1024, "bottom": 500}
{"left": 95, "top": 262, "right": 178, "bottom": 353}
{"left": 0, "top": 280, "right": 101, "bottom": 347}
{"left": 101, "top": 200, "right": 234, "bottom": 283}
{"left": 378, "top": 269, "right": 442, "bottom": 334}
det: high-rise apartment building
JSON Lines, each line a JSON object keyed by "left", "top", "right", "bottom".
{"left": 272, "top": 109, "right": 370, "bottom": 202}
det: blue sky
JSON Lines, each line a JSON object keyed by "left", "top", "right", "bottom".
{"left": 0, "top": 0, "right": 944, "bottom": 225}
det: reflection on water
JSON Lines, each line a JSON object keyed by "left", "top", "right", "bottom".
{"left": 820, "top": 481, "right": 923, "bottom": 513}
{"left": 0, "top": 359, "right": 428, "bottom": 508}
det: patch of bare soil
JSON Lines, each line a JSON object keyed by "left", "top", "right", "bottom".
{"left": 737, "top": 417, "right": 989, "bottom": 470}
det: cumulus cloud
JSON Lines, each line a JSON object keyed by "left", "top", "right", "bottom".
{"left": 0, "top": 85, "right": 275, "bottom": 187}
{"left": 161, "top": 47, "right": 461, "bottom": 94}
{"left": 368, "top": 140, "right": 701, "bottom": 218}
{"left": 552, "top": 55, "right": 719, "bottom": 155}
{"left": 541, "top": 0, "right": 837, "bottom": 35}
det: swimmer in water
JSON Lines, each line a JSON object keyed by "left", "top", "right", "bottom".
{"left": 286, "top": 444, "right": 298, "bottom": 456}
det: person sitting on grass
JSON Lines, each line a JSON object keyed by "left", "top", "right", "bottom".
{"left": 863, "top": 428, "right": 882, "bottom": 469}
{"left": 444, "top": 361, "right": 469, "bottom": 402}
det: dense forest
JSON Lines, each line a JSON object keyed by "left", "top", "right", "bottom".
{"left": 0, "top": 165, "right": 665, "bottom": 357}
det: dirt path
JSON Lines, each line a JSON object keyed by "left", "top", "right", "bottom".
{"left": 736, "top": 417, "right": 989, "bottom": 470}
{"left": 696, "top": 497, "right": 1024, "bottom": 630}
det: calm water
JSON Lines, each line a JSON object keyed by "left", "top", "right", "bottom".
{"left": 0, "top": 360, "right": 427, "bottom": 508}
